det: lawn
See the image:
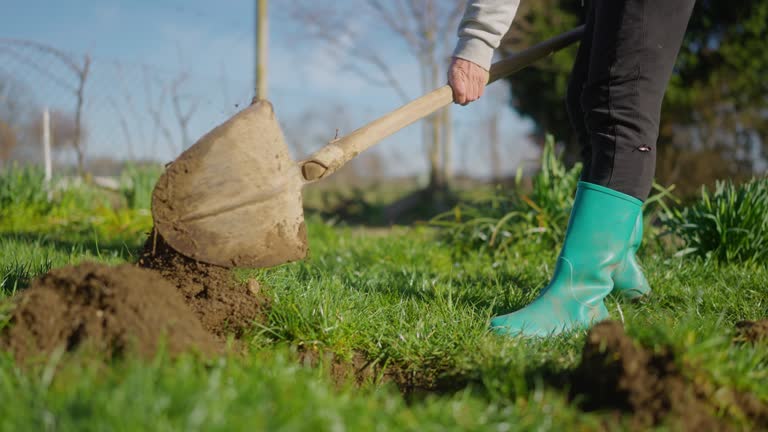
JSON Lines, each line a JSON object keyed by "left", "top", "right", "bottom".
{"left": 1, "top": 162, "right": 767, "bottom": 431}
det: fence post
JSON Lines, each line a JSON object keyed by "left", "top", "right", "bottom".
{"left": 255, "top": 0, "right": 268, "bottom": 100}
{"left": 42, "top": 107, "right": 52, "bottom": 199}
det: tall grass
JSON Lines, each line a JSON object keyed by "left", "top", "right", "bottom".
{"left": 0, "top": 164, "right": 52, "bottom": 217}
{"left": 432, "top": 135, "right": 582, "bottom": 256}
{"left": 432, "top": 135, "right": 679, "bottom": 258}
{"left": 514, "top": 134, "right": 582, "bottom": 243}
{"left": 0, "top": 164, "right": 153, "bottom": 246}
{"left": 662, "top": 177, "right": 768, "bottom": 264}
{"left": 1, "top": 259, "right": 53, "bottom": 297}
{"left": 120, "top": 163, "right": 163, "bottom": 210}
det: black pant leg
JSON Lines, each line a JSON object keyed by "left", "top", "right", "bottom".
{"left": 580, "top": 0, "right": 695, "bottom": 200}
{"left": 566, "top": 5, "right": 596, "bottom": 180}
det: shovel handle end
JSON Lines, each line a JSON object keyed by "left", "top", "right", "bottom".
{"left": 301, "top": 161, "right": 328, "bottom": 182}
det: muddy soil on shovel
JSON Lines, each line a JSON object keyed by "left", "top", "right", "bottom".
{"left": 138, "top": 229, "right": 268, "bottom": 339}
{"left": 571, "top": 321, "right": 768, "bottom": 431}
{"left": 1, "top": 263, "right": 220, "bottom": 363}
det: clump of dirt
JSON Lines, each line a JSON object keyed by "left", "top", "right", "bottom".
{"left": 298, "top": 348, "right": 384, "bottom": 388}
{"left": 1, "top": 262, "right": 220, "bottom": 363}
{"left": 296, "top": 345, "right": 471, "bottom": 399}
{"left": 571, "top": 320, "right": 768, "bottom": 431}
{"left": 734, "top": 319, "right": 768, "bottom": 344}
{"left": 138, "top": 230, "right": 268, "bottom": 338}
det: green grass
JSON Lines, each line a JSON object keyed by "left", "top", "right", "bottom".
{"left": 662, "top": 177, "right": 768, "bottom": 264}
{"left": 0, "top": 348, "right": 604, "bottom": 432}
{"left": 1, "top": 170, "right": 767, "bottom": 430}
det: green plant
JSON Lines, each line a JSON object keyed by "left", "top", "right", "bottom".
{"left": 515, "top": 134, "right": 582, "bottom": 244}
{"left": 432, "top": 135, "right": 581, "bottom": 256}
{"left": 662, "top": 177, "right": 768, "bottom": 264}
{"left": 1, "top": 182, "right": 768, "bottom": 430}
{"left": 120, "top": 163, "right": 163, "bottom": 210}
{"left": 0, "top": 164, "right": 52, "bottom": 217}
{"left": 1, "top": 258, "right": 52, "bottom": 297}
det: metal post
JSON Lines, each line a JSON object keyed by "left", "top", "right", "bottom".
{"left": 255, "top": 0, "right": 268, "bottom": 100}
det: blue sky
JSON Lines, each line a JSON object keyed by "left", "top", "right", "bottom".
{"left": 1, "top": 0, "right": 537, "bottom": 179}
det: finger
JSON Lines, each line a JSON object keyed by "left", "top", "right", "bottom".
{"left": 477, "top": 77, "right": 486, "bottom": 99}
{"left": 469, "top": 75, "right": 480, "bottom": 102}
{"left": 453, "top": 77, "right": 467, "bottom": 105}
{"left": 461, "top": 74, "right": 472, "bottom": 103}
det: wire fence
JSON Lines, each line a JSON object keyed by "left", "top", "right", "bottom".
{"left": 0, "top": 34, "right": 538, "bottom": 185}
{"left": 0, "top": 38, "right": 251, "bottom": 175}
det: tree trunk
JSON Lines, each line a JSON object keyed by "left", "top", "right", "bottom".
{"left": 427, "top": 40, "right": 444, "bottom": 191}
{"left": 441, "top": 105, "right": 453, "bottom": 187}
{"left": 73, "top": 56, "right": 90, "bottom": 178}
{"left": 429, "top": 108, "right": 443, "bottom": 189}
{"left": 489, "top": 110, "right": 501, "bottom": 182}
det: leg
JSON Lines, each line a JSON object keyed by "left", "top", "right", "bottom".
{"left": 566, "top": 5, "right": 595, "bottom": 179}
{"left": 568, "top": 5, "right": 651, "bottom": 301}
{"left": 581, "top": 0, "right": 695, "bottom": 200}
{"left": 490, "top": 0, "right": 694, "bottom": 337}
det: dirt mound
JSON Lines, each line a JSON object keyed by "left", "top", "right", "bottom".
{"left": 138, "top": 230, "right": 268, "bottom": 338}
{"left": 298, "top": 348, "right": 383, "bottom": 388}
{"left": 296, "top": 345, "right": 471, "bottom": 400}
{"left": 1, "top": 263, "right": 220, "bottom": 363}
{"left": 734, "top": 319, "right": 768, "bottom": 344}
{"left": 571, "top": 320, "right": 768, "bottom": 431}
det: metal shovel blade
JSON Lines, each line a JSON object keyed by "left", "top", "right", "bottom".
{"left": 151, "top": 100, "right": 308, "bottom": 268}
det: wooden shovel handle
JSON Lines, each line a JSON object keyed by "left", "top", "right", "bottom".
{"left": 300, "top": 25, "right": 585, "bottom": 182}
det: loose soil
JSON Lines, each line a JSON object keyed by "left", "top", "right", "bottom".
{"left": 296, "top": 345, "right": 470, "bottom": 399}
{"left": 1, "top": 228, "right": 271, "bottom": 363}
{"left": 1, "top": 262, "right": 220, "bottom": 363}
{"left": 571, "top": 320, "right": 768, "bottom": 431}
{"left": 138, "top": 229, "right": 269, "bottom": 339}
{"left": 294, "top": 321, "right": 768, "bottom": 425}
{"left": 734, "top": 319, "right": 768, "bottom": 344}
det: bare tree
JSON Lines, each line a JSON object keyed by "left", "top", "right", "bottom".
{"left": 0, "top": 119, "right": 15, "bottom": 162}
{"left": 107, "top": 96, "right": 135, "bottom": 160}
{"left": 27, "top": 109, "right": 88, "bottom": 163}
{"left": 169, "top": 73, "right": 199, "bottom": 150}
{"left": 0, "top": 39, "right": 90, "bottom": 176}
{"left": 141, "top": 64, "right": 201, "bottom": 158}
{"left": 0, "top": 76, "right": 29, "bottom": 161}
{"left": 142, "top": 67, "right": 176, "bottom": 156}
{"left": 111, "top": 62, "right": 149, "bottom": 160}
{"left": 286, "top": 0, "right": 467, "bottom": 191}
{"left": 72, "top": 56, "right": 89, "bottom": 176}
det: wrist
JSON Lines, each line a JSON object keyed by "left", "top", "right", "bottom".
{"left": 452, "top": 37, "right": 494, "bottom": 71}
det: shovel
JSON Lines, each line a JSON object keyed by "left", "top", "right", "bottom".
{"left": 151, "top": 26, "right": 585, "bottom": 268}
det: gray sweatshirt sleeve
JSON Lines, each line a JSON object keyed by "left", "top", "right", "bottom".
{"left": 452, "top": 0, "right": 521, "bottom": 71}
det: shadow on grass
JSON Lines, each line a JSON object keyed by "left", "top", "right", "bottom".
{"left": 344, "top": 268, "right": 543, "bottom": 317}
{"left": 0, "top": 232, "right": 145, "bottom": 259}
{"left": 0, "top": 232, "right": 146, "bottom": 294}
{"left": 306, "top": 187, "right": 462, "bottom": 227}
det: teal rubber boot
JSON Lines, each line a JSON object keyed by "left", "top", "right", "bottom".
{"left": 490, "top": 181, "right": 643, "bottom": 337}
{"left": 612, "top": 212, "right": 651, "bottom": 300}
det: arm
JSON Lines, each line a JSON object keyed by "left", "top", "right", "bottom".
{"left": 449, "top": 0, "right": 521, "bottom": 105}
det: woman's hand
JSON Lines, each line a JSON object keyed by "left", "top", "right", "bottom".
{"left": 448, "top": 57, "right": 489, "bottom": 105}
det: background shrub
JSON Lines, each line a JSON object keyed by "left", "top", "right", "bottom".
{"left": 432, "top": 135, "right": 582, "bottom": 256}
{"left": 0, "top": 164, "right": 51, "bottom": 217}
{"left": 662, "top": 178, "right": 768, "bottom": 264}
